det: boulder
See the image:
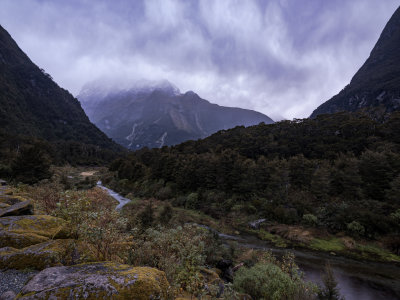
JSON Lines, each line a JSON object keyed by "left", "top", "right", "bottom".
{"left": 0, "top": 200, "right": 33, "bottom": 217}
{"left": 0, "top": 291, "right": 16, "bottom": 300}
{"left": 248, "top": 219, "right": 266, "bottom": 230}
{"left": 0, "top": 239, "right": 94, "bottom": 270}
{"left": 0, "top": 196, "right": 23, "bottom": 206}
{"left": 0, "top": 215, "right": 69, "bottom": 248}
{"left": 0, "top": 231, "right": 48, "bottom": 249}
{"left": 0, "top": 203, "right": 9, "bottom": 209}
{"left": 17, "top": 262, "right": 170, "bottom": 300}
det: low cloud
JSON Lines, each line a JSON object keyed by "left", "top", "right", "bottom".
{"left": 0, "top": 0, "right": 398, "bottom": 120}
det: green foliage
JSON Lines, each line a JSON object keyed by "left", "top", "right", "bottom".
{"left": 158, "top": 203, "right": 173, "bottom": 225}
{"left": 233, "top": 253, "right": 317, "bottom": 300}
{"left": 346, "top": 221, "right": 365, "bottom": 238}
{"left": 318, "top": 264, "right": 344, "bottom": 300}
{"left": 11, "top": 144, "right": 51, "bottom": 184}
{"left": 109, "top": 112, "right": 400, "bottom": 237}
{"left": 138, "top": 202, "right": 154, "bottom": 228}
{"left": 257, "top": 230, "right": 288, "bottom": 248}
{"left": 309, "top": 238, "right": 346, "bottom": 253}
{"left": 128, "top": 224, "right": 226, "bottom": 296}
{"left": 303, "top": 214, "right": 318, "bottom": 227}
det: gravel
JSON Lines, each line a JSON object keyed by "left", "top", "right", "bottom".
{"left": 0, "top": 269, "right": 38, "bottom": 295}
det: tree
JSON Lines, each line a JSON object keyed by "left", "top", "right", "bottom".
{"left": 386, "top": 174, "right": 400, "bottom": 202}
{"left": 139, "top": 202, "right": 154, "bottom": 228}
{"left": 11, "top": 144, "right": 51, "bottom": 184}
{"left": 311, "top": 163, "right": 331, "bottom": 200}
{"left": 318, "top": 263, "right": 344, "bottom": 300}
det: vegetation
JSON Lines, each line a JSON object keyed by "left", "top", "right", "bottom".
{"left": 318, "top": 264, "right": 344, "bottom": 300}
{"left": 105, "top": 112, "right": 400, "bottom": 258}
{"left": 233, "top": 252, "right": 317, "bottom": 300}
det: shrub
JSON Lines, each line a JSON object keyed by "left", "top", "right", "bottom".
{"left": 318, "top": 264, "right": 344, "bottom": 300}
{"left": 303, "top": 214, "right": 318, "bottom": 227}
{"left": 128, "top": 224, "right": 225, "bottom": 296}
{"left": 347, "top": 221, "right": 365, "bottom": 238}
{"left": 233, "top": 257, "right": 317, "bottom": 300}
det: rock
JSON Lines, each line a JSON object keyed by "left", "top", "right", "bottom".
{"left": 248, "top": 219, "right": 266, "bottom": 229}
{"left": 0, "top": 200, "right": 33, "bottom": 217}
{"left": 0, "top": 239, "right": 94, "bottom": 270}
{"left": 0, "top": 196, "right": 23, "bottom": 206}
{"left": 0, "top": 269, "right": 38, "bottom": 296}
{"left": 17, "top": 262, "right": 170, "bottom": 300}
{"left": 0, "top": 203, "right": 9, "bottom": 209}
{"left": 0, "top": 291, "right": 16, "bottom": 300}
{"left": 0, "top": 215, "right": 69, "bottom": 248}
{"left": 0, "top": 231, "right": 48, "bottom": 249}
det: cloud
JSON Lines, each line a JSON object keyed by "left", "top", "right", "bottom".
{"left": 0, "top": 0, "right": 398, "bottom": 120}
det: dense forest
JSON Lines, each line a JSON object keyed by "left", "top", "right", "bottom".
{"left": 0, "top": 129, "right": 122, "bottom": 183}
{"left": 107, "top": 112, "right": 400, "bottom": 240}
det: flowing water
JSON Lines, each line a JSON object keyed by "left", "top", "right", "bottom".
{"left": 222, "top": 234, "right": 400, "bottom": 300}
{"left": 96, "top": 181, "right": 131, "bottom": 210}
{"left": 100, "top": 185, "right": 400, "bottom": 300}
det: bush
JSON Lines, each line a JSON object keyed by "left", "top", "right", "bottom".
{"left": 233, "top": 258, "right": 316, "bottom": 300}
{"left": 318, "top": 264, "right": 344, "bottom": 300}
{"left": 128, "top": 224, "right": 225, "bottom": 296}
{"left": 53, "top": 188, "right": 129, "bottom": 261}
{"left": 347, "top": 221, "right": 365, "bottom": 238}
{"left": 303, "top": 214, "right": 318, "bottom": 227}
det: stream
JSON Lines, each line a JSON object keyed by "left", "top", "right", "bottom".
{"left": 100, "top": 184, "right": 400, "bottom": 300}
{"left": 96, "top": 181, "right": 131, "bottom": 210}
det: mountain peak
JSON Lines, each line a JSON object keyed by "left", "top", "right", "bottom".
{"left": 78, "top": 78, "right": 180, "bottom": 102}
{"left": 78, "top": 83, "right": 274, "bottom": 150}
{"left": 311, "top": 6, "right": 400, "bottom": 118}
{"left": 0, "top": 25, "right": 120, "bottom": 150}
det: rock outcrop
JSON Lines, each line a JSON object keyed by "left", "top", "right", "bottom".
{"left": 0, "top": 200, "right": 33, "bottom": 217}
{"left": 0, "top": 215, "right": 68, "bottom": 248}
{"left": 0, "top": 182, "right": 171, "bottom": 298}
{"left": 17, "top": 262, "right": 169, "bottom": 300}
{"left": 0, "top": 239, "right": 93, "bottom": 270}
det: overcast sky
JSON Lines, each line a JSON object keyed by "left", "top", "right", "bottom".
{"left": 0, "top": 0, "right": 398, "bottom": 120}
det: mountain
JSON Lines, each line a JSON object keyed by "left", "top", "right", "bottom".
{"left": 0, "top": 25, "right": 120, "bottom": 151}
{"left": 78, "top": 80, "right": 274, "bottom": 149}
{"left": 311, "top": 6, "right": 400, "bottom": 118}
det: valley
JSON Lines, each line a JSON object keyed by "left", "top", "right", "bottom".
{"left": 1, "top": 2, "right": 400, "bottom": 300}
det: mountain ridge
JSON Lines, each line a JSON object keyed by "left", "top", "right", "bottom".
{"left": 79, "top": 81, "right": 274, "bottom": 149}
{"left": 311, "top": 6, "right": 400, "bottom": 118}
{"left": 0, "top": 25, "right": 120, "bottom": 151}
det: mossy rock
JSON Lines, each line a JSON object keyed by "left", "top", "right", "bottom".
{"left": 0, "top": 195, "right": 25, "bottom": 205}
{"left": 199, "top": 267, "right": 223, "bottom": 285}
{"left": 0, "top": 215, "right": 69, "bottom": 248}
{"left": 0, "top": 202, "right": 10, "bottom": 209}
{"left": 0, "top": 231, "right": 49, "bottom": 249}
{"left": 0, "top": 239, "right": 95, "bottom": 270}
{"left": 0, "top": 200, "right": 33, "bottom": 217}
{"left": 17, "top": 262, "right": 170, "bottom": 299}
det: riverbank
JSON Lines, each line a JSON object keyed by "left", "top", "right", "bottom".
{"left": 240, "top": 224, "right": 400, "bottom": 264}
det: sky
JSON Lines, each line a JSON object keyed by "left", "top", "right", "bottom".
{"left": 0, "top": 0, "right": 398, "bottom": 120}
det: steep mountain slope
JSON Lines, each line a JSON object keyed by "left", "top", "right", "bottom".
{"left": 311, "top": 6, "right": 400, "bottom": 118}
{"left": 0, "top": 25, "right": 119, "bottom": 151}
{"left": 78, "top": 81, "right": 273, "bottom": 149}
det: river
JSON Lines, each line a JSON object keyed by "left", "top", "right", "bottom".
{"left": 100, "top": 184, "right": 400, "bottom": 300}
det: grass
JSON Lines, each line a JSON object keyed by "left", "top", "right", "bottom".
{"left": 355, "top": 244, "right": 400, "bottom": 262}
{"left": 308, "top": 238, "right": 346, "bottom": 252}
{"left": 257, "top": 230, "right": 288, "bottom": 248}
